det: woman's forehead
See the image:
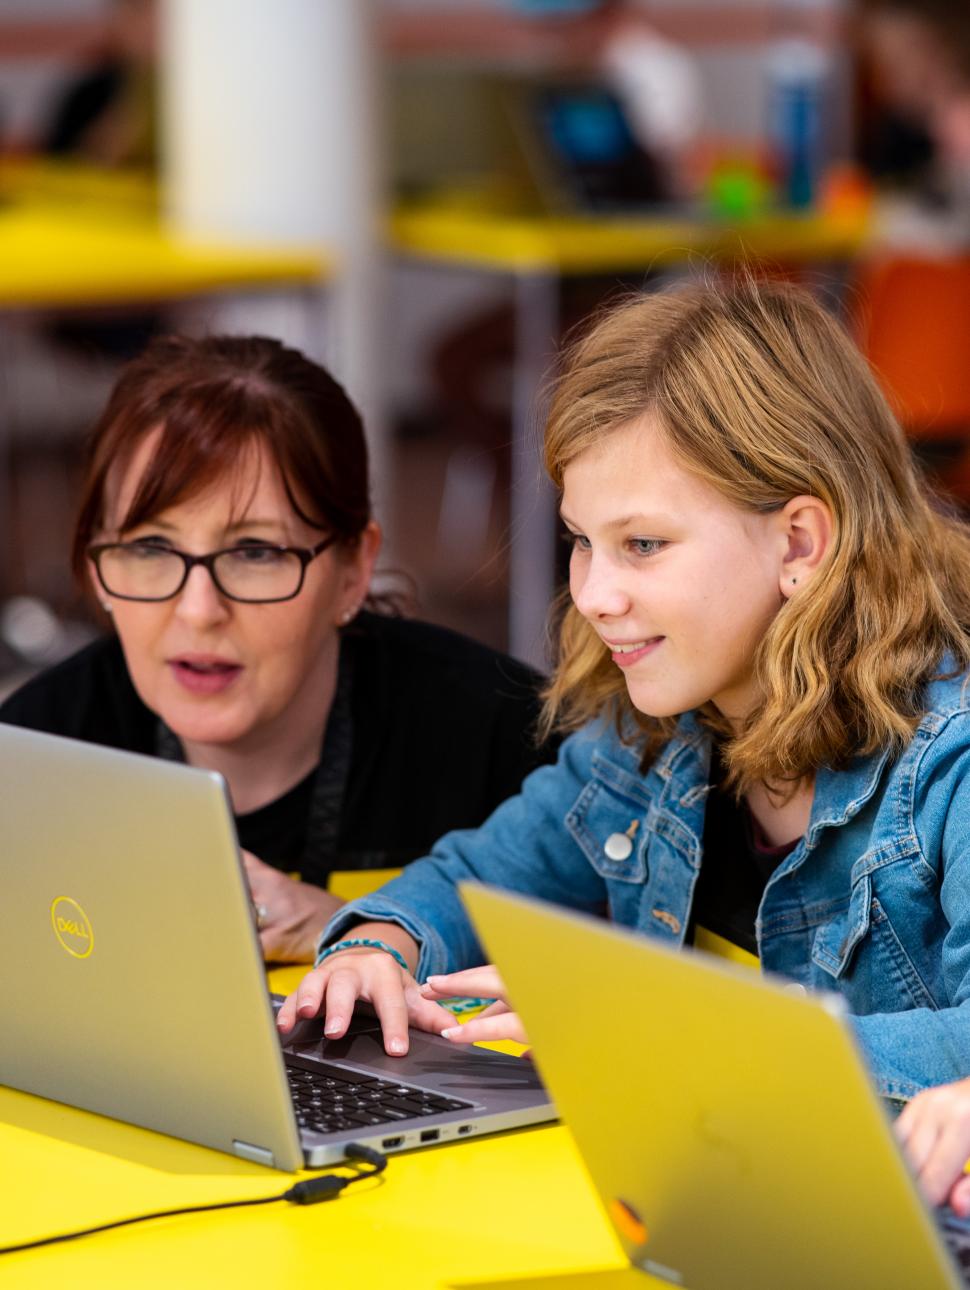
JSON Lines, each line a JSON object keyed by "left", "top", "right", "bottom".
{"left": 104, "top": 428, "right": 298, "bottom": 528}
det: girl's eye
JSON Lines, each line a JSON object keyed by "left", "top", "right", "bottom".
{"left": 561, "top": 531, "right": 590, "bottom": 553}
{"left": 629, "top": 538, "right": 665, "bottom": 557}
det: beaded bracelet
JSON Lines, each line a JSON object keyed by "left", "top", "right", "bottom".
{"left": 315, "top": 937, "right": 409, "bottom": 973}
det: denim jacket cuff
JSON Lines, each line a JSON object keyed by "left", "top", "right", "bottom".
{"left": 314, "top": 896, "right": 452, "bottom": 978}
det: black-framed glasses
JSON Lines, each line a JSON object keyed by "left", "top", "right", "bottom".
{"left": 88, "top": 537, "right": 336, "bottom": 604}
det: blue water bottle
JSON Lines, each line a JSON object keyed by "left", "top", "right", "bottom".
{"left": 767, "top": 36, "right": 829, "bottom": 208}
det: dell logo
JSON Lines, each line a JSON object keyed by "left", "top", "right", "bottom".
{"left": 50, "top": 897, "right": 94, "bottom": 959}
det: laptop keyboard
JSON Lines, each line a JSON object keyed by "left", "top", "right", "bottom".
{"left": 285, "top": 1058, "right": 474, "bottom": 1136}
{"left": 943, "top": 1217, "right": 970, "bottom": 1285}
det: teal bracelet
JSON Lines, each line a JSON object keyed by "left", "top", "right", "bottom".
{"left": 316, "top": 937, "right": 409, "bottom": 973}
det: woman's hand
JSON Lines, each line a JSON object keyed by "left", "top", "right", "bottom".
{"left": 420, "top": 965, "right": 530, "bottom": 1049}
{"left": 894, "top": 1077, "right": 970, "bottom": 1213}
{"left": 242, "top": 850, "right": 343, "bottom": 963}
{"left": 276, "top": 928, "right": 454, "bottom": 1057}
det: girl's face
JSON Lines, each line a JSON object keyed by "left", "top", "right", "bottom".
{"left": 92, "top": 430, "right": 379, "bottom": 754}
{"left": 562, "top": 415, "right": 790, "bottom": 726}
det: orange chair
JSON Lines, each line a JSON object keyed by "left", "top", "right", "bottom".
{"left": 852, "top": 255, "right": 970, "bottom": 502}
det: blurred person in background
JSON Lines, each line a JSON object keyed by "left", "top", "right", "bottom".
{"left": 44, "top": 0, "right": 157, "bottom": 168}
{"left": 0, "top": 335, "right": 556, "bottom": 963}
{"left": 858, "top": 0, "right": 970, "bottom": 238}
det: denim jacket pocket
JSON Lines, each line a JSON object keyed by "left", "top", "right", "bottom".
{"left": 566, "top": 771, "right": 649, "bottom": 885}
{"left": 811, "top": 873, "right": 872, "bottom": 979}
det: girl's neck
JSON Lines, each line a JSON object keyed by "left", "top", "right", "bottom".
{"left": 179, "top": 641, "right": 340, "bottom": 816}
{"left": 744, "top": 777, "right": 815, "bottom": 849}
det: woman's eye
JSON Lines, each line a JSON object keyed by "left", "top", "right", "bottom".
{"left": 126, "top": 540, "right": 172, "bottom": 559}
{"left": 226, "top": 545, "right": 286, "bottom": 565}
{"left": 629, "top": 538, "right": 664, "bottom": 557}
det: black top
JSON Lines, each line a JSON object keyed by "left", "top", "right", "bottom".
{"left": 690, "top": 757, "right": 800, "bottom": 956}
{"left": 0, "top": 612, "right": 556, "bottom": 885}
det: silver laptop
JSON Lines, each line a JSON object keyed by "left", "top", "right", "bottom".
{"left": 461, "top": 882, "right": 969, "bottom": 1290}
{"left": 0, "top": 725, "right": 553, "bottom": 1172}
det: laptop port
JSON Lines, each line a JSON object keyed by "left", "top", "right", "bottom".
{"left": 457, "top": 1124, "right": 473, "bottom": 1135}
{"left": 420, "top": 1128, "right": 440, "bottom": 1143}
{"left": 381, "top": 1135, "right": 404, "bottom": 1149}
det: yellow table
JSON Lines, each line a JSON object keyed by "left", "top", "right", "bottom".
{"left": 0, "top": 161, "right": 327, "bottom": 307}
{"left": 390, "top": 198, "right": 869, "bottom": 666}
{"left": 0, "top": 963, "right": 633, "bottom": 1290}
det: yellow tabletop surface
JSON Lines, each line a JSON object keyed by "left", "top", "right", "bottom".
{"left": 390, "top": 197, "right": 870, "bottom": 274}
{"left": 0, "top": 962, "right": 635, "bottom": 1289}
{"left": 0, "top": 161, "right": 327, "bottom": 308}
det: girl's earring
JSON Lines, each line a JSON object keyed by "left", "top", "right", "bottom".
{"left": 791, "top": 578, "right": 797, "bottom": 585}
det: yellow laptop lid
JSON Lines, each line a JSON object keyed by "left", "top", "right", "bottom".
{"left": 459, "top": 883, "right": 960, "bottom": 1290}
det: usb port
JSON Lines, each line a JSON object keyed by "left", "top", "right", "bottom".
{"left": 457, "top": 1124, "right": 473, "bottom": 1135}
{"left": 420, "top": 1128, "right": 440, "bottom": 1143}
{"left": 381, "top": 1135, "right": 403, "bottom": 1149}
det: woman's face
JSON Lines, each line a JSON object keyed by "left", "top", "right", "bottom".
{"left": 562, "top": 415, "right": 790, "bottom": 726}
{"left": 92, "top": 430, "right": 379, "bottom": 754}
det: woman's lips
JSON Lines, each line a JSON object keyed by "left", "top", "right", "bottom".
{"left": 608, "top": 637, "right": 664, "bottom": 668}
{"left": 168, "top": 657, "right": 243, "bottom": 695}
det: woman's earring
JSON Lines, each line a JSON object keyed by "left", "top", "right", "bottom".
{"left": 339, "top": 604, "right": 358, "bottom": 625}
{"left": 101, "top": 601, "right": 113, "bottom": 613}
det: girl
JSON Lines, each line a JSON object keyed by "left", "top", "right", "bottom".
{"left": 279, "top": 277, "right": 970, "bottom": 1095}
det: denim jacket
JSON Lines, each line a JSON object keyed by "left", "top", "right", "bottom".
{"left": 322, "top": 667, "right": 970, "bottom": 1098}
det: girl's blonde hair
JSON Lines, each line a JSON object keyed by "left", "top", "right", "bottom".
{"left": 541, "top": 277, "right": 970, "bottom": 790}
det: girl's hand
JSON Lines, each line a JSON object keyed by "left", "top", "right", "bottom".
{"left": 420, "top": 965, "right": 530, "bottom": 1049}
{"left": 242, "top": 849, "right": 343, "bottom": 963}
{"left": 276, "top": 938, "right": 453, "bottom": 1057}
{"left": 894, "top": 1077, "right": 970, "bottom": 1213}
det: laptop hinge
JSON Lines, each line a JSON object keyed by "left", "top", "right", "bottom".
{"left": 638, "top": 1260, "right": 684, "bottom": 1286}
{"left": 232, "top": 1139, "right": 276, "bottom": 1168}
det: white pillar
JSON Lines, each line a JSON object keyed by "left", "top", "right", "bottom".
{"left": 159, "top": 0, "right": 388, "bottom": 509}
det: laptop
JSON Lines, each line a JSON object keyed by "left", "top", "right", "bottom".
{"left": 460, "top": 882, "right": 970, "bottom": 1290}
{"left": 500, "top": 75, "right": 668, "bottom": 216}
{"left": 0, "top": 725, "right": 553, "bottom": 1172}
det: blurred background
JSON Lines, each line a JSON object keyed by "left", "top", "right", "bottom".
{"left": 0, "top": 0, "right": 968, "bottom": 684}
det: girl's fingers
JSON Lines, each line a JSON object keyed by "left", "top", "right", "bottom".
{"left": 440, "top": 1010, "right": 529, "bottom": 1046}
{"left": 278, "top": 967, "right": 327, "bottom": 1032}
{"left": 919, "top": 1117, "right": 970, "bottom": 1208}
{"left": 402, "top": 988, "right": 459, "bottom": 1035}
{"left": 370, "top": 982, "right": 411, "bottom": 1056}
{"left": 950, "top": 1174, "right": 970, "bottom": 1218}
{"left": 321, "top": 965, "right": 365, "bottom": 1040}
{"left": 475, "top": 999, "right": 511, "bottom": 1019}
{"left": 905, "top": 1115, "right": 944, "bottom": 1181}
{"left": 420, "top": 965, "right": 508, "bottom": 1001}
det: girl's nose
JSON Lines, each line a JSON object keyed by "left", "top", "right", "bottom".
{"left": 570, "top": 553, "right": 632, "bottom": 622}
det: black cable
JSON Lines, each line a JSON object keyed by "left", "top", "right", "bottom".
{"left": 0, "top": 1143, "right": 387, "bottom": 1257}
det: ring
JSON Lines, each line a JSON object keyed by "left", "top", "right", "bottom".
{"left": 255, "top": 904, "right": 270, "bottom": 930}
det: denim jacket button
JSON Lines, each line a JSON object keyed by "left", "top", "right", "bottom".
{"left": 604, "top": 832, "right": 634, "bottom": 861}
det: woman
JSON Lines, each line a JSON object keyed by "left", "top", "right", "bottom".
{"left": 0, "top": 334, "right": 554, "bottom": 962}
{"left": 280, "top": 276, "right": 970, "bottom": 1097}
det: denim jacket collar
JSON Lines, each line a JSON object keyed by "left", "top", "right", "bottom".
{"left": 649, "top": 709, "right": 895, "bottom": 868}
{"left": 805, "top": 746, "right": 894, "bottom": 850}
